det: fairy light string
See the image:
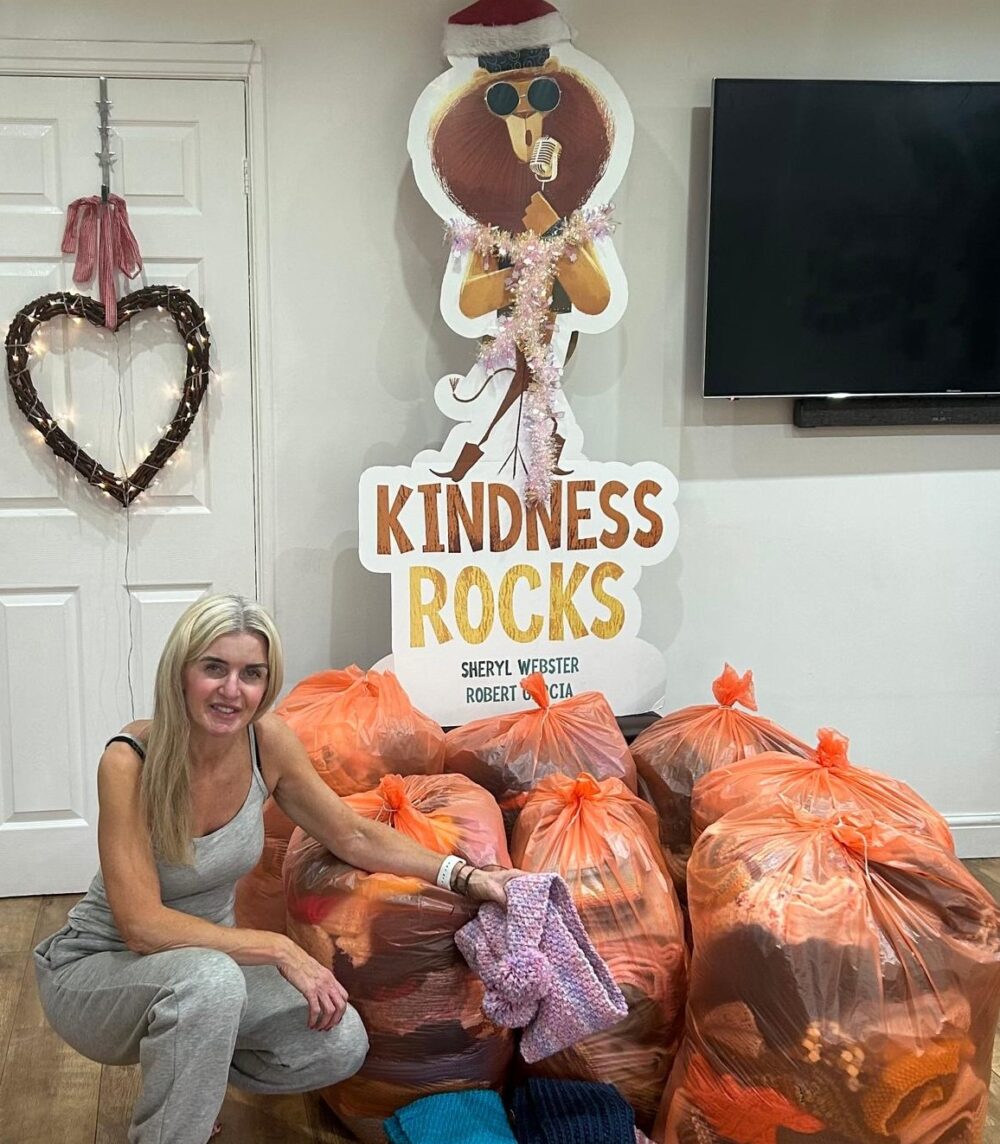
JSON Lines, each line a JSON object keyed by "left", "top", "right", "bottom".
{"left": 3, "top": 285, "right": 211, "bottom": 507}
{"left": 445, "top": 204, "right": 615, "bottom": 503}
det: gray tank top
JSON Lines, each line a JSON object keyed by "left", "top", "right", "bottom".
{"left": 37, "top": 725, "right": 268, "bottom": 968}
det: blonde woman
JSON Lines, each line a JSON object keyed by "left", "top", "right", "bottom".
{"left": 33, "top": 594, "right": 514, "bottom": 1144}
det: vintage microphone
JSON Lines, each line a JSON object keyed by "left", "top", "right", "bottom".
{"left": 529, "top": 136, "right": 562, "bottom": 183}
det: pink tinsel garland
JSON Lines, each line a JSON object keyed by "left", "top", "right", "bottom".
{"left": 446, "top": 205, "right": 614, "bottom": 503}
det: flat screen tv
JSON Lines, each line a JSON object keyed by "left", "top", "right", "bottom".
{"left": 704, "top": 79, "right": 1000, "bottom": 398}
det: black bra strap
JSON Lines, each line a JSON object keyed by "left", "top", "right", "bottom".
{"left": 105, "top": 733, "right": 147, "bottom": 760}
{"left": 107, "top": 729, "right": 260, "bottom": 771}
{"left": 248, "top": 723, "right": 262, "bottom": 775}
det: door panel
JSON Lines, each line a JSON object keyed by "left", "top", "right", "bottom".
{"left": 0, "top": 75, "right": 255, "bottom": 894}
{"left": 0, "top": 588, "right": 85, "bottom": 818}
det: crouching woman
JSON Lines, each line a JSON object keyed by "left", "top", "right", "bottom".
{"left": 33, "top": 594, "right": 512, "bottom": 1144}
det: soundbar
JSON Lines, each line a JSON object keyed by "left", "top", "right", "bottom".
{"left": 794, "top": 395, "right": 1000, "bottom": 428}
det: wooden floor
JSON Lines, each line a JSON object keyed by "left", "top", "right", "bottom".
{"left": 0, "top": 894, "right": 353, "bottom": 1143}
{"left": 2, "top": 862, "right": 1000, "bottom": 1143}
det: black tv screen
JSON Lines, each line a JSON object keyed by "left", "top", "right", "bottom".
{"left": 704, "top": 79, "right": 1000, "bottom": 398}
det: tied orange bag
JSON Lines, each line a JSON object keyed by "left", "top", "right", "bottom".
{"left": 284, "top": 773, "right": 513, "bottom": 1144}
{"left": 235, "top": 668, "right": 445, "bottom": 933}
{"left": 653, "top": 803, "right": 1000, "bottom": 1144}
{"left": 512, "top": 773, "right": 687, "bottom": 1132}
{"left": 445, "top": 673, "right": 635, "bottom": 834}
{"left": 691, "top": 726, "right": 954, "bottom": 854}
{"left": 631, "top": 665, "right": 808, "bottom": 896}
{"left": 276, "top": 667, "right": 446, "bottom": 797}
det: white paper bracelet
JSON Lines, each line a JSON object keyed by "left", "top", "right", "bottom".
{"left": 436, "top": 854, "right": 463, "bottom": 890}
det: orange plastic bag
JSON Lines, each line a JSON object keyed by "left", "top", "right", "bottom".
{"left": 445, "top": 673, "right": 635, "bottom": 833}
{"left": 235, "top": 668, "right": 445, "bottom": 933}
{"left": 276, "top": 667, "right": 446, "bottom": 797}
{"left": 283, "top": 773, "right": 513, "bottom": 1144}
{"left": 631, "top": 665, "right": 808, "bottom": 896}
{"left": 511, "top": 773, "right": 687, "bottom": 1132}
{"left": 233, "top": 797, "right": 297, "bottom": 934}
{"left": 691, "top": 726, "right": 954, "bottom": 854}
{"left": 653, "top": 803, "right": 1000, "bottom": 1144}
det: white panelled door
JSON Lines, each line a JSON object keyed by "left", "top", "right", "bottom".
{"left": 0, "top": 75, "right": 256, "bottom": 895}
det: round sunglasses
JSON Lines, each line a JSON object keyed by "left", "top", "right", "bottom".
{"left": 485, "top": 77, "right": 561, "bottom": 117}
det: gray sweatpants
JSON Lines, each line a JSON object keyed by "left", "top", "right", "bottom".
{"left": 34, "top": 937, "right": 369, "bottom": 1144}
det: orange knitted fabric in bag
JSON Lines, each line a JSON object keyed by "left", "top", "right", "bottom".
{"left": 691, "top": 726, "right": 954, "bottom": 854}
{"left": 445, "top": 673, "right": 635, "bottom": 834}
{"left": 512, "top": 773, "right": 687, "bottom": 1132}
{"left": 235, "top": 668, "right": 445, "bottom": 934}
{"left": 631, "top": 665, "right": 808, "bottom": 897}
{"left": 284, "top": 773, "right": 513, "bottom": 1142}
{"left": 653, "top": 803, "right": 1000, "bottom": 1144}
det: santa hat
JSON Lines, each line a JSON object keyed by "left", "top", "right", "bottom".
{"left": 444, "top": 0, "right": 575, "bottom": 61}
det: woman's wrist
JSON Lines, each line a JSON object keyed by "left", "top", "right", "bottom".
{"left": 274, "top": 934, "right": 301, "bottom": 972}
{"left": 435, "top": 854, "right": 463, "bottom": 890}
{"left": 435, "top": 854, "right": 480, "bottom": 896}
{"left": 436, "top": 853, "right": 482, "bottom": 896}
{"left": 453, "top": 862, "right": 476, "bottom": 896}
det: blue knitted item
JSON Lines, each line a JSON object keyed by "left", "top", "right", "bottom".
{"left": 385, "top": 1089, "right": 516, "bottom": 1144}
{"left": 510, "top": 1078, "right": 635, "bottom": 1144}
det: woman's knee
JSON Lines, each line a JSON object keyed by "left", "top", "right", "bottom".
{"left": 327, "top": 1004, "right": 369, "bottom": 1083}
{"left": 34, "top": 947, "right": 247, "bottom": 1066}
{"left": 302, "top": 1005, "right": 369, "bottom": 1087}
{"left": 169, "top": 948, "right": 247, "bottom": 1017}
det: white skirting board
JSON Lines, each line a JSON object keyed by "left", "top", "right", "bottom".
{"left": 947, "top": 814, "right": 1000, "bottom": 859}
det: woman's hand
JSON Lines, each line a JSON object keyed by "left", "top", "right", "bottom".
{"left": 465, "top": 865, "right": 522, "bottom": 907}
{"left": 277, "top": 941, "right": 349, "bottom": 1031}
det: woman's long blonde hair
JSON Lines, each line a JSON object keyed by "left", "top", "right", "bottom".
{"left": 142, "top": 594, "right": 284, "bottom": 865}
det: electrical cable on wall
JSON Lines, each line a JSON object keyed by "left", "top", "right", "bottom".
{"left": 93, "top": 78, "right": 137, "bottom": 720}
{"left": 114, "top": 330, "right": 137, "bottom": 721}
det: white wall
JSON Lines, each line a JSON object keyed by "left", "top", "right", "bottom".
{"left": 4, "top": 1, "right": 998, "bottom": 852}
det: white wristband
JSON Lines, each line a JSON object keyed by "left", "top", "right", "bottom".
{"left": 436, "top": 854, "right": 463, "bottom": 890}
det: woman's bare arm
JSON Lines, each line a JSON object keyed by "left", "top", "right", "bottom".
{"left": 259, "top": 714, "right": 513, "bottom": 902}
{"left": 99, "top": 743, "right": 293, "bottom": 962}
{"left": 97, "top": 740, "right": 346, "bottom": 1029}
{"left": 259, "top": 716, "right": 444, "bottom": 882}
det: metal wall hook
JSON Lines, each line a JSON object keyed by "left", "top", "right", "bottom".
{"left": 95, "top": 75, "right": 116, "bottom": 203}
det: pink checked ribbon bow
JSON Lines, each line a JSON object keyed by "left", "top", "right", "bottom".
{"left": 61, "top": 194, "right": 143, "bottom": 329}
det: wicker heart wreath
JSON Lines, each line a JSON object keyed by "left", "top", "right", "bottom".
{"left": 4, "top": 285, "right": 211, "bottom": 507}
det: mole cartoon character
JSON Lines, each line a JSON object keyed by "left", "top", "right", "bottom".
{"left": 409, "top": 0, "right": 634, "bottom": 501}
